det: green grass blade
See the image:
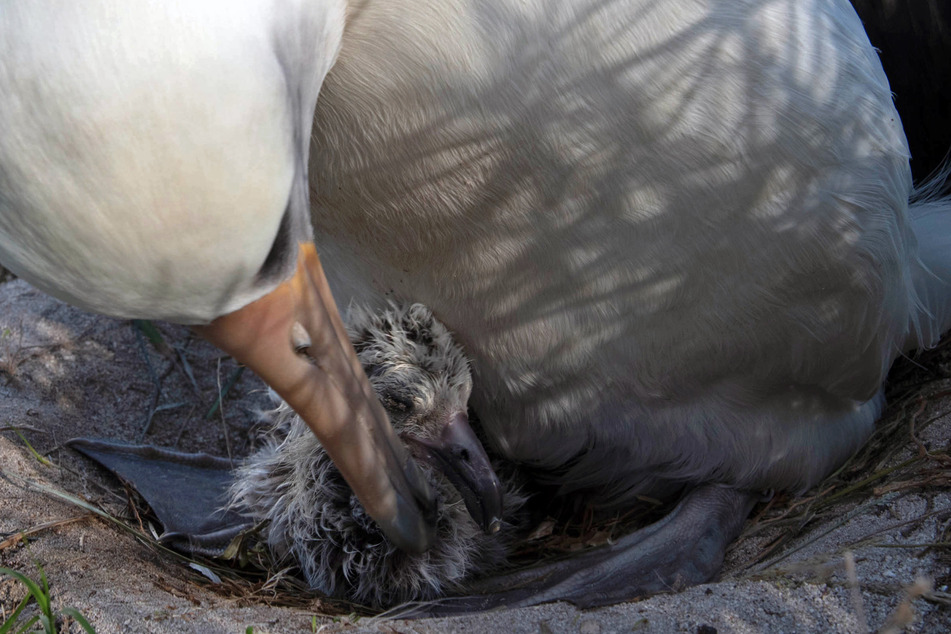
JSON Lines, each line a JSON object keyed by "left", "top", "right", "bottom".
{"left": 0, "top": 593, "right": 32, "bottom": 634}
{"left": 173, "top": 344, "right": 200, "bottom": 394}
{"left": 60, "top": 607, "right": 97, "bottom": 634}
{"left": 1, "top": 565, "right": 54, "bottom": 630}
{"left": 12, "top": 431, "right": 52, "bottom": 467}
{"left": 204, "top": 365, "right": 246, "bottom": 420}
{"left": 0, "top": 568, "right": 44, "bottom": 608}
{"left": 132, "top": 319, "right": 166, "bottom": 350}
{"left": 12, "top": 615, "right": 38, "bottom": 634}
{"left": 37, "top": 566, "right": 52, "bottom": 617}
{"left": 0, "top": 565, "right": 96, "bottom": 634}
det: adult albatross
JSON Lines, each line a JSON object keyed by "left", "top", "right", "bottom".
{"left": 304, "top": 0, "right": 951, "bottom": 608}
{"left": 0, "top": 0, "right": 442, "bottom": 554}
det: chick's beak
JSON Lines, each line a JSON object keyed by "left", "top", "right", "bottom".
{"left": 194, "top": 242, "right": 436, "bottom": 553}
{"left": 407, "top": 411, "right": 504, "bottom": 534}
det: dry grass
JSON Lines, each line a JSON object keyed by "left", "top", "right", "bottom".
{"left": 729, "top": 339, "right": 951, "bottom": 587}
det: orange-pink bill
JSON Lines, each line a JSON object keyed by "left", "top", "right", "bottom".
{"left": 195, "top": 243, "right": 436, "bottom": 553}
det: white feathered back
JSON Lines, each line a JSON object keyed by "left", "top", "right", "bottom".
{"left": 309, "top": 0, "right": 951, "bottom": 501}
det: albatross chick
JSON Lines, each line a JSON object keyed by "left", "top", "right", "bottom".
{"left": 230, "top": 303, "right": 526, "bottom": 608}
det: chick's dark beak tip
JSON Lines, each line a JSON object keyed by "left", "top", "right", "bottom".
{"left": 408, "top": 411, "right": 504, "bottom": 535}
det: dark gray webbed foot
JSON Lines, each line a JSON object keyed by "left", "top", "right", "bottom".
{"left": 425, "top": 484, "right": 758, "bottom": 614}
{"left": 66, "top": 439, "right": 253, "bottom": 556}
{"left": 230, "top": 303, "right": 527, "bottom": 608}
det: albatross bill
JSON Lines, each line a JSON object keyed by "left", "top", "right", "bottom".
{"left": 195, "top": 243, "right": 436, "bottom": 554}
{"left": 0, "top": 1, "right": 437, "bottom": 556}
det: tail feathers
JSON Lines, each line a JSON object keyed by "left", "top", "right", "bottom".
{"left": 906, "top": 164, "right": 951, "bottom": 351}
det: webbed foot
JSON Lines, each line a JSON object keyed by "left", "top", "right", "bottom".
{"left": 67, "top": 438, "right": 252, "bottom": 555}
{"left": 425, "top": 484, "right": 757, "bottom": 613}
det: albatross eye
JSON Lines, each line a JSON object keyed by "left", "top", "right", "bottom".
{"left": 382, "top": 393, "right": 415, "bottom": 414}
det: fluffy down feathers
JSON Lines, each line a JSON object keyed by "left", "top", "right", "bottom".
{"left": 230, "top": 303, "right": 526, "bottom": 607}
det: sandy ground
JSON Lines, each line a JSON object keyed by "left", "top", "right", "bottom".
{"left": 1, "top": 277, "right": 949, "bottom": 633}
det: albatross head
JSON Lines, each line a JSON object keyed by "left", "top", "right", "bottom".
{"left": 348, "top": 303, "right": 505, "bottom": 534}
{"left": 0, "top": 1, "right": 436, "bottom": 552}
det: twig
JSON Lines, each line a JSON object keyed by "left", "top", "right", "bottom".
{"left": 212, "top": 358, "right": 236, "bottom": 463}
{"left": 0, "top": 515, "right": 91, "bottom": 551}
{"left": 841, "top": 507, "right": 951, "bottom": 547}
{"left": 134, "top": 321, "right": 163, "bottom": 439}
{"left": 205, "top": 365, "right": 246, "bottom": 421}
{"left": 756, "top": 493, "right": 901, "bottom": 571}
{"left": 871, "top": 542, "right": 951, "bottom": 549}
{"left": 173, "top": 405, "right": 200, "bottom": 448}
{"left": 844, "top": 551, "right": 868, "bottom": 634}
{"left": 0, "top": 426, "right": 47, "bottom": 434}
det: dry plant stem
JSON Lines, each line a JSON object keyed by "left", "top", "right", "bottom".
{"left": 844, "top": 550, "right": 869, "bottom": 633}
{"left": 878, "top": 577, "right": 934, "bottom": 634}
{"left": 215, "top": 357, "right": 234, "bottom": 463}
{"left": 122, "top": 483, "right": 149, "bottom": 535}
{"left": 0, "top": 515, "right": 90, "bottom": 551}
{"left": 0, "top": 426, "right": 46, "bottom": 434}
{"left": 850, "top": 507, "right": 951, "bottom": 546}
{"left": 909, "top": 406, "right": 951, "bottom": 466}
{"left": 752, "top": 493, "right": 902, "bottom": 572}
{"left": 875, "top": 471, "right": 950, "bottom": 496}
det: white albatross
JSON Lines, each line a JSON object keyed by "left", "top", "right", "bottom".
{"left": 0, "top": 0, "right": 440, "bottom": 553}
{"left": 304, "top": 0, "right": 951, "bottom": 608}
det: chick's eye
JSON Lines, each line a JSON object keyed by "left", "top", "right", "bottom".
{"left": 382, "top": 394, "right": 414, "bottom": 413}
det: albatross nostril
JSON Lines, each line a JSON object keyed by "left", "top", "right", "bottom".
{"left": 291, "top": 322, "right": 311, "bottom": 355}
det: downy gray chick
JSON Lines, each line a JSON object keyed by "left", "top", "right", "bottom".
{"left": 230, "top": 303, "right": 527, "bottom": 607}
